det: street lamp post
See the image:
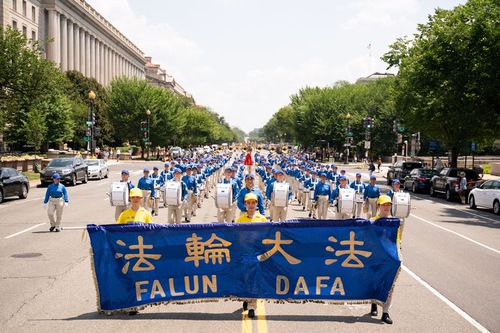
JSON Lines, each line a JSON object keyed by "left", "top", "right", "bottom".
{"left": 146, "top": 109, "right": 151, "bottom": 161}
{"left": 88, "top": 90, "right": 96, "bottom": 156}
{"left": 345, "top": 113, "right": 351, "bottom": 164}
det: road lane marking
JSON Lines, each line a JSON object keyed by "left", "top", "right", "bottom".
{"left": 403, "top": 265, "right": 490, "bottom": 333}
{"left": 4, "top": 222, "right": 46, "bottom": 239}
{"left": 410, "top": 213, "right": 500, "bottom": 255}
{"left": 256, "top": 299, "right": 268, "bottom": 333}
{"left": 436, "top": 202, "right": 500, "bottom": 223}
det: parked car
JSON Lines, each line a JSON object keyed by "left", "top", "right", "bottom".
{"left": 39, "top": 157, "right": 88, "bottom": 186}
{"left": 85, "top": 159, "right": 109, "bottom": 180}
{"left": 468, "top": 180, "right": 500, "bottom": 215}
{"left": 429, "top": 168, "right": 478, "bottom": 202}
{"left": 0, "top": 167, "right": 29, "bottom": 203}
{"left": 386, "top": 161, "right": 423, "bottom": 185}
{"left": 403, "top": 168, "right": 439, "bottom": 193}
{"left": 169, "top": 147, "right": 183, "bottom": 158}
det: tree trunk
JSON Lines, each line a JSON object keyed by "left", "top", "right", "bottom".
{"left": 450, "top": 147, "right": 460, "bottom": 168}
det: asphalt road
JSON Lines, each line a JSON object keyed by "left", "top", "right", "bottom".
{"left": 0, "top": 159, "right": 498, "bottom": 333}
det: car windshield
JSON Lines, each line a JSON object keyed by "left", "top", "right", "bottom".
{"left": 420, "top": 169, "right": 438, "bottom": 177}
{"left": 48, "top": 159, "right": 73, "bottom": 167}
{"left": 85, "top": 160, "right": 99, "bottom": 166}
{"left": 403, "top": 163, "right": 422, "bottom": 170}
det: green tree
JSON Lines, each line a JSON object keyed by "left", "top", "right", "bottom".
{"left": 382, "top": 0, "right": 500, "bottom": 166}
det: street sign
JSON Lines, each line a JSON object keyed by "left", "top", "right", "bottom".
{"left": 86, "top": 121, "right": 92, "bottom": 126}
{"left": 364, "top": 141, "right": 371, "bottom": 149}
{"left": 471, "top": 142, "right": 476, "bottom": 151}
{"left": 398, "top": 126, "right": 405, "bottom": 133}
{"left": 348, "top": 132, "right": 353, "bottom": 136}
{"left": 343, "top": 143, "right": 351, "bottom": 147}
{"left": 142, "top": 137, "right": 148, "bottom": 142}
{"left": 429, "top": 140, "right": 439, "bottom": 151}
{"left": 83, "top": 137, "right": 90, "bottom": 142}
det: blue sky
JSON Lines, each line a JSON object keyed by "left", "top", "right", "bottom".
{"left": 86, "top": 0, "right": 465, "bottom": 134}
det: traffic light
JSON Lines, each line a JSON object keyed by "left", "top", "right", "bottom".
{"left": 365, "top": 132, "right": 371, "bottom": 141}
{"left": 85, "top": 128, "right": 91, "bottom": 137}
{"left": 140, "top": 122, "right": 148, "bottom": 131}
{"left": 366, "top": 117, "right": 372, "bottom": 129}
{"left": 142, "top": 131, "right": 148, "bottom": 142}
{"left": 94, "top": 127, "right": 101, "bottom": 137}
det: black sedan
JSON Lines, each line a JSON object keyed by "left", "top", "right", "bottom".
{"left": 403, "top": 168, "right": 439, "bottom": 193}
{"left": 0, "top": 167, "right": 30, "bottom": 203}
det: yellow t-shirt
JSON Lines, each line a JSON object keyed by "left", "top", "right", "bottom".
{"left": 116, "top": 207, "right": 153, "bottom": 224}
{"left": 235, "top": 212, "right": 268, "bottom": 223}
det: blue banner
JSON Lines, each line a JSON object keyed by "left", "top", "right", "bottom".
{"left": 87, "top": 218, "right": 401, "bottom": 311}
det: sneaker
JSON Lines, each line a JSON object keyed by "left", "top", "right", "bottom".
{"left": 154, "top": 212, "right": 158, "bottom": 216}
{"left": 248, "top": 309, "right": 255, "bottom": 318}
{"left": 55, "top": 227, "right": 61, "bottom": 232}
{"left": 381, "top": 312, "right": 393, "bottom": 324}
{"left": 49, "top": 226, "right": 55, "bottom": 232}
{"left": 128, "top": 310, "right": 139, "bottom": 316}
{"left": 308, "top": 213, "right": 311, "bottom": 217}
{"left": 370, "top": 303, "right": 378, "bottom": 316}
{"left": 242, "top": 301, "right": 248, "bottom": 310}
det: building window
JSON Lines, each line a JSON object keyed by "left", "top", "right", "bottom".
{"left": 32, "top": 6, "right": 36, "bottom": 21}
{"left": 22, "top": 0, "right": 27, "bottom": 16}
{"left": 32, "top": 30, "right": 36, "bottom": 41}
{"left": 12, "top": 0, "right": 17, "bottom": 11}
{"left": 12, "top": 20, "right": 17, "bottom": 30}
{"left": 22, "top": 26, "right": 27, "bottom": 36}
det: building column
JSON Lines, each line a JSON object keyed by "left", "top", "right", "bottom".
{"left": 67, "top": 21, "right": 74, "bottom": 70}
{"left": 60, "top": 16, "right": 67, "bottom": 71}
{"left": 84, "top": 32, "right": 90, "bottom": 76}
{"left": 95, "top": 41, "right": 101, "bottom": 84}
{"left": 103, "top": 46, "right": 109, "bottom": 85}
{"left": 46, "top": 10, "right": 59, "bottom": 63}
{"left": 73, "top": 25, "right": 81, "bottom": 72}
{"left": 90, "top": 35, "right": 95, "bottom": 78}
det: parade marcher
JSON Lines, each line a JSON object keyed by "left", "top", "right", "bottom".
{"left": 43, "top": 173, "right": 69, "bottom": 232}
{"left": 182, "top": 166, "right": 199, "bottom": 221}
{"left": 457, "top": 171, "right": 468, "bottom": 204}
{"left": 350, "top": 173, "right": 365, "bottom": 218}
{"left": 137, "top": 168, "right": 155, "bottom": 213}
{"left": 167, "top": 168, "right": 188, "bottom": 225}
{"left": 217, "top": 167, "right": 239, "bottom": 222}
{"left": 337, "top": 169, "right": 350, "bottom": 186}
{"left": 116, "top": 188, "right": 153, "bottom": 224}
{"left": 313, "top": 172, "right": 333, "bottom": 220}
{"left": 304, "top": 170, "right": 319, "bottom": 218}
{"left": 235, "top": 192, "right": 268, "bottom": 318}
{"left": 364, "top": 175, "right": 380, "bottom": 219}
{"left": 114, "top": 170, "right": 135, "bottom": 220}
{"left": 370, "top": 194, "right": 396, "bottom": 324}
{"left": 331, "top": 175, "right": 351, "bottom": 219}
{"left": 149, "top": 166, "right": 162, "bottom": 216}
{"left": 244, "top": 148, "right": 254, "bottom": 174}
{"left": 193, "top": 165, "right": 205, "bottom": 208}
{"left": 265, "top": 170, "right": 293, "bottom": 222}
{"left": 236, "top": 173, "right": 266, "bottom": 216}
{"left": 386, "top": 179, "right": 407, "bottom": 238}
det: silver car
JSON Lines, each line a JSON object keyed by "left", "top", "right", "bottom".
{"left": 85, "top": 159, "right": 109, "bottom": 180}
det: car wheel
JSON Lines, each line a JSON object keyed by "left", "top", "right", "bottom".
{"left": 430, "top": 185, "right": 436, "bottom": 197}
{"left": 493, "top": 200, "right": 500, "bottom": 215}
{"left": 70, "top": 174, "right": 77, "bottom": 186}
{"left": 469, "top": 195, "right": 476, "bottom": 209}
{"left": 412, "top": 182, "right": 418, "bottom": 193}
{"left": 104, "top": 170, "right": 109, "bottom": 178}
{"left": 98, "top": 171, "right": 102, "bottom": 180}
{"left": 82, "top": 172, "right": 88, "bottom": 184}
{"left": 445, "top": 187, "right": 452, "bottom": 201}
{"left": 0, "top": 189, "right": 3, "bottom": 203}
{"left": 19, "top": 184, "right": 28, "bottom": 199}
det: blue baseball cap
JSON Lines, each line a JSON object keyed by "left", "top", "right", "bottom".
{"left": 52, "top": 173, "right": 60, "bottom": 179}
{"left": 143, "top": 168, "right": 150, "bottom": 172}
{"left": 121, "top": 169, "right": 130, "bottom": 175}
{"left": 392, "top": 179, "right": 400, "bottom": 185}
{"left": 319, "top": 172, "right": 327, "bottom": 177}
{"left": 173, "top": 168, "right": 182, "bottom": 174}
{"left": 245, "top": 173, "right": 255, "bottom": 179}
{"left": 339, "top": 175, "right": 347, "bottom": 180}
{"left": 164, "top": 163, "right": 170, "bottom": 167}
{"left": 331, "top": 164, "right": 337, "bottom": 168}
{"left": 356, "top": 173, "right": 361, "bottom": 177}
{"left": 311, "top": 170, "right": 318, "bottom": 174}
{"left": 370, "top": 175, "right": 377, "bottom": 180}
{"left": 153, "top": 166, "right": 159, "bottom": 170}
{"left": 340, "top": 169, "right": 346, "bottom": 173}
{"left": 276, "top": 170, "right": 284, "bottom": 175}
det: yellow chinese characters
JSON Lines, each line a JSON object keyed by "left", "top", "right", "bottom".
{"left": 258, "top": 231, "right": 301, "bottom": 264}
{"left": 115, "top": 236, "right": 162, "bottom": 274}
{"left": 325, "top": 231, "right": 372, "bottom": 268}
{"left": 185, "top": 233, "right": 232, "bottom": 267}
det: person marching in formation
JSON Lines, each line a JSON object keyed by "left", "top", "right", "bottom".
{"left": 167, "top": 168, "right": 188, "bottom": 225}
{"left": 331, "top": 175, "right": 351, "bottom": 219}
{"left": 364, "top": 175, "right": 380, "bottom": 219}
{"left": 350, "top": 173, "right": 365, "bottom": 218}
{"left": 43, "top": 173, "right": 69, "bottom": 232}
{"left": 114, "top": 169, "right": 135, "bottom": 220}
{"left": 217, "top": 167, "right": 240, "bottom": 222}
{"left": 313, "top": 172, "right": 333, "bottom": 220}
{"left": 137, "top": 168, "right": 155, "bottom": 213}
{"left": 149, "top": 166, "right": 162, "bottom": 216}
{"left": 386, "top": 179, "right": 406, "bottom": 237}
{"left": 266, "top": 169, "right": 293, "bottom": 222}
{"left": 116, "top": 188, "right": 153, "bottom": 224}
{"left": 182, "top": 166, "right": 199, "bottom": 222}
{"left": 304, "top": 169, "right": 319, "bottom": 218}
{"left": 236, "top": 173, "right": 266, "bottom": 217}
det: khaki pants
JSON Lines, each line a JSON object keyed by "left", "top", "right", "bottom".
{"left": 217, "top": 202, "right": 236, "bottom": 222}
{"left": 317, "top": 195, "right": 329, "bottom": 219}
{"left": 141, "top": 190, "right": 151, "bottom": 211}
{"left": 366, "top": 198, "right": 378, "bottom": 219}
{"left": 168, "top": 203, "right": 184, "bottom": 224}
{"left": 271, "top": 204, "right": 288, "bottom": 222}
{"left": 299, "top": 190, "right": 307, "bottom": 208}
{"left": 48, "top": 197, "right": 64, "bottom": 227}
{"left": 183, "top": 190, "right": 197, "bottom": 217}
{"left": 353, "top": 202, "right": 363, "bottom": 218}
{"left": 308, "top": 192, "right": 317, "bottom": 218}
